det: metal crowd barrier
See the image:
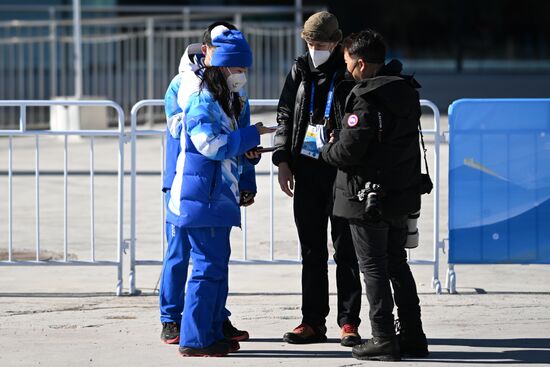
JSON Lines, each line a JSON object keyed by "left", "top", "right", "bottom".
{"left": 128, "top": 98, "right": 443, "bottom": 295}
{"left": 0, "top": 99, "right": 126, "bottom": 295}
{"left": 419, "top": 99, "right": 443, "bottom": 294}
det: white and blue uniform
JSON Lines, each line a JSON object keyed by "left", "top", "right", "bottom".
{"left": 159, "top": 45, "right": 201, "bottom": 326}
{"left": 164, "top": 28, "right": 257, "bottom": 350}
{"left": 167, "top": 90, "right": 258, "bottom": 227}
{"left": 160, "top": 67, "right": 257, "bottom": 322}
{"left": 160, "top": 44, "right": 258, "bottom": 335}
{"left": 160, "top": 40, "right": 260, "bottom": 351}
{"left": 163, "top": 44, "right": 204, "bottom": 193}
{"left": 171, "top": 90, "right": 259, "bottom": 348}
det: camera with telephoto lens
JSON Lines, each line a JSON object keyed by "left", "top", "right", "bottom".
{"left": 356, "top": 182, "right": 382, "bottom": 222}
{"left": 405, "top": 210, "right": 420, "bottom": 249}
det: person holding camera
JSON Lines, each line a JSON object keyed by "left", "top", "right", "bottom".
{"left": 272, "top": 11, "right": 362, "bottom": 346}
{"left": 321, "top": 29, "right": 429, "bottom": 361}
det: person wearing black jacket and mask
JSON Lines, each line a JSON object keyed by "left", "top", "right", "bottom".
{"left": 321, "top": 29, "right": 429, "bottom": 361}
{"left": 272, "top": 11, "right": 362, "bottom": 347}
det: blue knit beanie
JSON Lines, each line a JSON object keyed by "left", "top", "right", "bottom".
{"left": 210, "top": 29, "right": 253, "bottom": 68}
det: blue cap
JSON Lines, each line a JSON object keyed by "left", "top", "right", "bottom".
{"left": 210, "top": 30, "right": 252, "bottom": 68}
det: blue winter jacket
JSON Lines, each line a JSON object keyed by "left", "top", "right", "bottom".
{"left": 163, "top": 74, "right": 182, "bottom": 192}
{"left": 166, "top": 89, "right": 260, "bottom": 228}
{"left": 163, "top": 44, "right": 205, "bottom": 191}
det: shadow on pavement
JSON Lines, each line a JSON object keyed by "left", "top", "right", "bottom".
{"left": 231, "top": 350, "right": 351, "bottom": 359}
{"left": 415, "top": 338, "right": 550, "bottom": 364}
{"left": 249, "top": 338, "right": 342, "bottom": 344}
{"left": 238, "top": 338, "right": 550, "bottom": 363}
{"left": 415, "top": 350, "right": 550, "bottom": 364}
{"left": 430, "top": 338, "right": 550, "bottom": 349}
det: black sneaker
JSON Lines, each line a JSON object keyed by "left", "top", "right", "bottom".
{"left": 179, "top": 341, "right": 230, "bottom": 357}
{"left": 160, "top": 322, "right": 180, "bottom": 344}
{"left": 352, "top": 336, "right": 401, "bottom": 362}
{"left": 398, "top": 331, "right": 429, "bottom": 357}
{"left": 395, "top": 319, "right": 429, "bottom": 357}
{"left": 283, "top": 323, "right": 327, "bottom": 344}
{"left": 223, "top": 319, "right": 249, "bottom": 341}
{"left": 220, "top": 338, "right": 240, "bottom": 353}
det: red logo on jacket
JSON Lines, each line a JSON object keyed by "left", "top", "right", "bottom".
{"left": 347, "top": 114, "right": 359, "bottom": 127}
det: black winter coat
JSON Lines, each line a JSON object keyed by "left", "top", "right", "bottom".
{"left": 272, "top": 45, "right": 354, "bottom": 171}
{"left": 321, "top": 60, "right": 422, "bottom": 220}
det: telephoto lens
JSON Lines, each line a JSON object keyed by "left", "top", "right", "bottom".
{"left": 405, "top": 211, "right": 420, "bottom": 249}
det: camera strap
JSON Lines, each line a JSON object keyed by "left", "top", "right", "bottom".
{"left": 377, "top": 111, "right": 383, "bottom": 142}
{"left": 418, "top": 120, "right": 431, "bottom": 177}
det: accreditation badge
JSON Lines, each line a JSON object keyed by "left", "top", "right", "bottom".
{"left": 300, "top": 124, "right": 323, "bottom": 159}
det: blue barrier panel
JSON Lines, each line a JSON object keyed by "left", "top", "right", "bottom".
{"left": 448, "top": 99, "right": 550, "bottom": 264}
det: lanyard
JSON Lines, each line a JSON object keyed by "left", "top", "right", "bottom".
{"left": 309, "top": 73, "right": 337, "bottom": 125}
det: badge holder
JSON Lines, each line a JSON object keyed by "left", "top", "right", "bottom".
{"left": 300, "top": 123, "right": 324, "bottom": 159}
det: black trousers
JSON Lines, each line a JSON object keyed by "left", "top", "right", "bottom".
{"left": 293, "top": 158, "right": 362, "bottom": 328}
{"left": 349, "top": 215, "right": 422, "bottom": 337}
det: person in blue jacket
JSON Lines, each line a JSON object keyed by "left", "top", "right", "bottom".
{"left": 168, "top": 28, "right": 274, "bottom": 357}
{"left": 160, "top": 22, "right": 250, "bottom": 346}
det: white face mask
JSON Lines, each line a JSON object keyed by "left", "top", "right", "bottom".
{"left": 226, "top": 71, "right": 247, "bottom": 92}
{"left": 309, "top": 48, "right": 331, "bottom": 68}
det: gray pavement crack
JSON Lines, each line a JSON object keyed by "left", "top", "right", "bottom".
{"left": 1, "top": 303, "right": 145, "bottom": 317}
{"left": 3, "top": 305, "right": 90, "bottom": 316}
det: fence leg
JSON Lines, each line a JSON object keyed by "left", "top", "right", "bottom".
{"left": 116, "top": 262, "right": 123, "bottom": 296}
{"left": 432, "top": 239, "right": 444, "bottom": 295}
{"left": 129, "top": 106, "right": 137, "bottom": 295}
{"left": 129, "top": 268, "right": 137, "bottom": 295}
{"left": 116, "top": 113, "right": 125, "bottom": 296}
{"left": 432, "top": 276, "right": 442, "bottom": 295}
{"left": 446, "top": 264, "right": 457, "bottom": 294}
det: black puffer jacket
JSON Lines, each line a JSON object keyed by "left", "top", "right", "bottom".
{"left": 321, "top": 60, "right": 422, "bottom": 220}
{"left": 272, "top": 45, "right": 354, "bottom": 170}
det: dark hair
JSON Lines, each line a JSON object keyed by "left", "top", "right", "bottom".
{"left": 200, "top": 67, "right": 242, "bottom": 119}
{"left": 203, "top": 21, "right": 237, "bottom": 47}
{"left": 342, "top": 29, "right": 386, "bottom": 64}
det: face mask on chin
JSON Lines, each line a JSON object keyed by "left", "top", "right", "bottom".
{"left": 226, "top": 70, "right": 247, "bottom": 92}
{"left": 309, "top": 48, "right": 331, "bottom": 68}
